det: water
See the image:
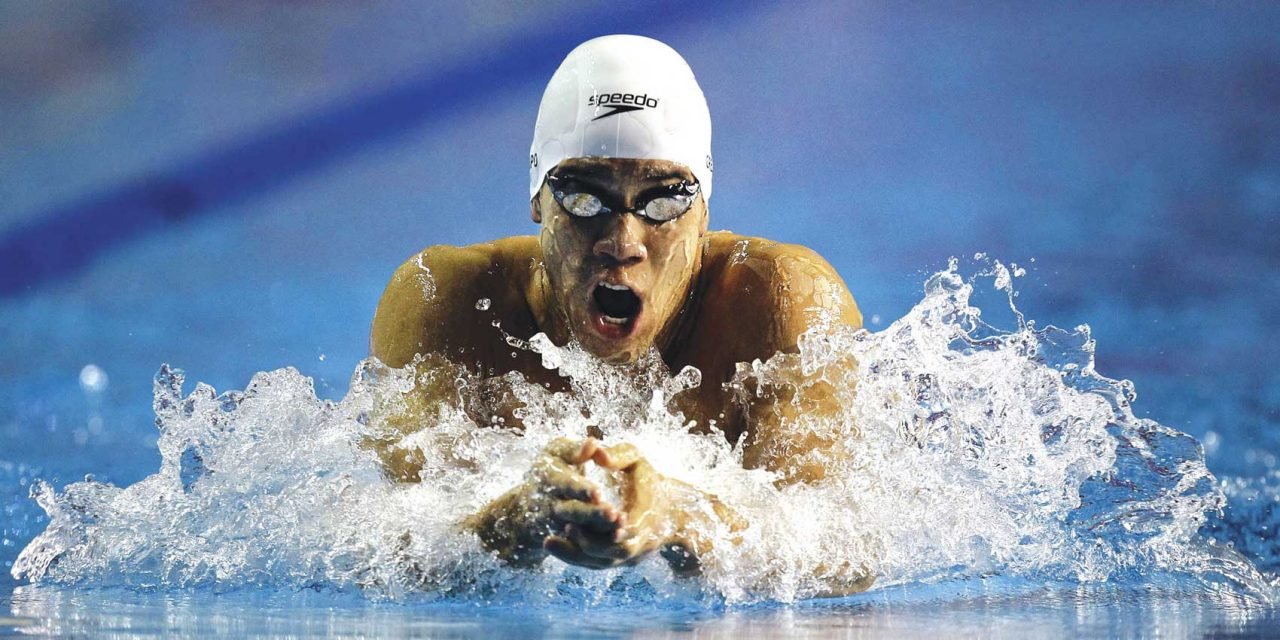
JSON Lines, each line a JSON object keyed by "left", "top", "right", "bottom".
{"left": 6, "top": 260, "right": 1278, "bottom": 635}
{"left": 4, "top": 581, "right": 1279, "bottom": 638}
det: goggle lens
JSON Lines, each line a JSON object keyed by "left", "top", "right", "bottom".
{"left": 558, "top": 192, "right": 605, "bottom": 217}
{"left": 643, "top": 195, "right": 693, "bottom": 222}
{"left": 548, "top": 176, "right": 699, "bottom": 223}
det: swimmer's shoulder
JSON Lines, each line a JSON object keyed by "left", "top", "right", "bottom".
{"left": 700, "top": 231, "right": 862, "bottom": 338}
{"left": 701, "top": 230, "right": 839, "bottom": 268}
{"left": 371, "top": 237, "right": 541, "bottom": 367}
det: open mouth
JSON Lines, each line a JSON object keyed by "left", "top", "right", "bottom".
{"left": 590, "top": 282, "right": 642, "bottom": 338}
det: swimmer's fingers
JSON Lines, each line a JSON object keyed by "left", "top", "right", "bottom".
{"left": 538, "top": 472, "right": 599, "bottom": 503}
{"left": 543, "top": 437, "right": 598, "bottom": 466}
{"left": 561, "top": 523, "right": 651, "bottom": 562}
{"left": 551, "top": 500, "right": 624, "bottom": 531}
{"left": 548, "top": 490, "right": 636, "bottom": 562}
{"left": 590, "top": 442, "right": 644, "bottom": 471}
{"left": 544, "top": 533, "right": 618, "bottom": 569}
{"left": 531, "top": 438, "right": 602, "bottom": 502}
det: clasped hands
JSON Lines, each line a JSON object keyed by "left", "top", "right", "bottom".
{"left": 468, "top": 437, "right": 701, "bottom": 574}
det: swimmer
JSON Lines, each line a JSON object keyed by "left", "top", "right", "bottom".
{"left": 370, "top": 35, "right": 869, "bottom": 594}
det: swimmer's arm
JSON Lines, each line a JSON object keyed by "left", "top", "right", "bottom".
{"left": 368, "top": 249, "right": 621, "bottom": 566}
{"left": 367, "top": 245, "right": 496, "bottom": 481}
{"left": 735, "top": 247, "right": 874, "bottom": 596}
{"left": 740, "top": 244, "right": 863, "bottom": 485}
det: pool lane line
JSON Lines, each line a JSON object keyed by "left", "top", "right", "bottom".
{"left": 0, "top": 0, "right": 761, "bottom": 298}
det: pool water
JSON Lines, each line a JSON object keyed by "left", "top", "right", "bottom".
{"left": 3, "top": 580, "right": 1279, "bottom": 638}
{"left": 2, "top": 2, "right": 1278, "bottom": 637}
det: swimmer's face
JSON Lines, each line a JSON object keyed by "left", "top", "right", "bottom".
{"left": 533, "top": 157, "right": 708, "bottom": 363}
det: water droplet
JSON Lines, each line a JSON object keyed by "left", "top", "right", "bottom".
{"left": 414, "top": 255, "right": 436, "bottom": 300}
{"left": 79, "top": 364, "right": 108, "bottom": 394}
{"left": 475, "top": 298, "right": 491, "bottom": 311}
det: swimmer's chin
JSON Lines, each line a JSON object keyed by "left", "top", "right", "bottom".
{"left": 578, "top": 311, "right": 655, "bottom": 364}
{"left": 576, "top": 283, "right": 653, "bottom": 362}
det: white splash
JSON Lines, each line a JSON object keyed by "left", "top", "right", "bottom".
{"left": 13, "top": 260, "right": 1275, "bottom": 604}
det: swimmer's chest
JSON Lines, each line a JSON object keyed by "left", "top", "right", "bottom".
{"left": 453, "top": 239, "right": 779, "bottom": 444}
{"left": 454, "top": 315, "right": 751, "bottom": 445}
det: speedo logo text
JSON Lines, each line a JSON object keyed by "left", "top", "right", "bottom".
{"left": 588, "top": 92, "right": 659, "bottom": 120}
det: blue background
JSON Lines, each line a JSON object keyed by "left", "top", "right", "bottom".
{"left": 2, "top": 0, "right": 1277, "bottom": 592}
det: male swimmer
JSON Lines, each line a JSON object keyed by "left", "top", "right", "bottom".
{"left": 370, "top": 35, "right": 868, "bottom": 592}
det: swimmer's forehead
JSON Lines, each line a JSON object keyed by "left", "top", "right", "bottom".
{"left": 551, "top": 157, "right": 697, "bottom": 185}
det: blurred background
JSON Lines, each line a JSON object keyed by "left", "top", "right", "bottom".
{"left": 1, "top": 1, "right": 1277, "bottom": 582}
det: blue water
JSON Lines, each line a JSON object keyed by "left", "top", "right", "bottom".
{"left": 2, "top": 2, "right": 1278, "bottom": 636}
{"left": 4, "top": 580, "right": 1280, "bottom": 638}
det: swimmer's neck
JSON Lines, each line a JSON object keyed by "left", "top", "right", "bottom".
{"left": 526, "top": 240, "right": 706, "bottom": 367}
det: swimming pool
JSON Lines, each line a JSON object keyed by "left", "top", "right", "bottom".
{"left": 3, "top": 2, "right": 1278, "bottom": 636}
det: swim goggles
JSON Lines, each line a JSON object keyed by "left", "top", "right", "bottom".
{"left": 546, "top": 174, "right": 700, "bottom": 223}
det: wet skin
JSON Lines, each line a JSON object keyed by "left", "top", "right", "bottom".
{"left": 370, "top": 157, "right": 870, "bottom": 593}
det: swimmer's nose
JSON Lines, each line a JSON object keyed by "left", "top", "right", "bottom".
{"left": 593, "top": 215, "right": 647, "bottom": 265}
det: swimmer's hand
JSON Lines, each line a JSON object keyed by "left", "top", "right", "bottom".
{"left": 463, "top": 437, "right": 608, "bottom": 567}
{"left": 465, "top": 438, "right": 743, "bottom": 575}
{"left": 544, "top": 442, "right": 744, "bottom": 576}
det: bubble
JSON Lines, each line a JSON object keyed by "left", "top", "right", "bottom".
{"left": 475, "top": 298, "right": 491, "bottom": 311}
{"left": 79, "top": 365, "right": 108, "bottom": 394}
{"left": 1203, "top": 430, "right": 1221, "bottom": 457}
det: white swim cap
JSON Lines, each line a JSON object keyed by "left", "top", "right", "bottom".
{"left": 529, "top": 35, "right": 713, "bottom": 201}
